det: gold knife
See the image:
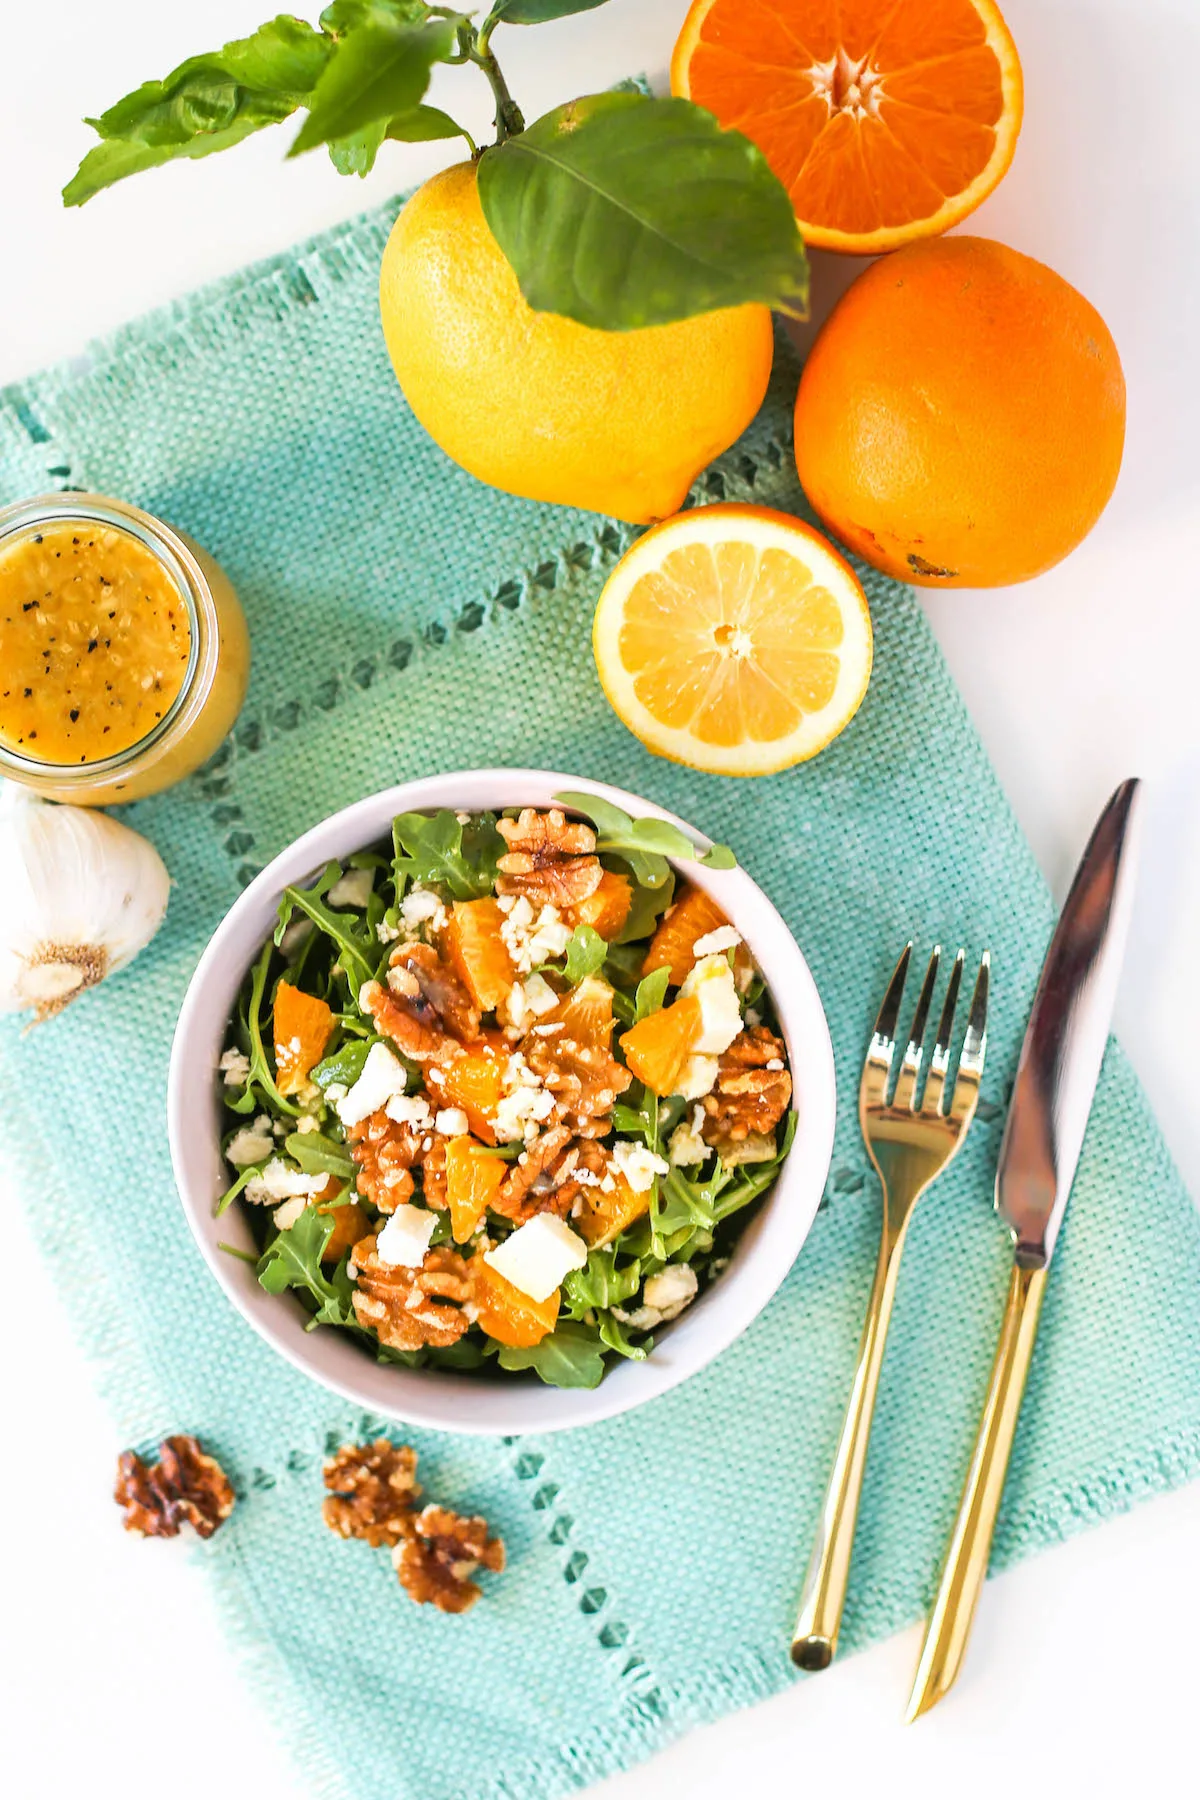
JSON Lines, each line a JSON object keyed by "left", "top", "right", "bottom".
{"left": 906, "top": 777, "right": 1144, "bottom": 1721}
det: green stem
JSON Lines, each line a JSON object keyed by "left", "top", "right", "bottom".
{"left": 470, "top": 19, "right": 525, "bottom": 145}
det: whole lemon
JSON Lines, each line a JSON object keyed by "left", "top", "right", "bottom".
{"left": 379, "top": 162, "right": 775, "bottom": 524}
{"left": 794, "top": 236, "right": 1126, "bottom": 588}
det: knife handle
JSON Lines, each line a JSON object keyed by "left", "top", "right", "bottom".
{"left": 906, "top": 1261, "right": 1048, "bottom": 1721}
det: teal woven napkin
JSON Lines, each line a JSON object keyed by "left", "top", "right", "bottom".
{"left": 3, "top": 192, "right": 1200, "bottom": 1800}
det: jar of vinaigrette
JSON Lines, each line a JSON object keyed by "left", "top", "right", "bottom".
{"left": 0, "top": 494, "right": 249, "bottom": 804}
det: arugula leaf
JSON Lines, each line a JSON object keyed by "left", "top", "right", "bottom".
{"left": 290, "top": 7, "right": 461, "bottom": 156}
{"left": 256, "top": 1207, "right": 355, "bottom": 1324}
{"left": 613, "top": 867, "right": 674, "bottom": 946}
{"left": 555, "top": 790, "right": 735, "bottom": 891}
{"left": 487, "top": 0, "right": 611, "bottom": 22}
{"left": 224, "top": 940, "right": 300, "bottom": 1118}
{"left": 274, "top": 862, "right": 376, "bottom": 993}
{"left": 613, "top": 1086, "right": 659, "bottom": 1151}
{"left": 498, "top": 1321, "right": 607, "bottom": 1388}
{"left": 311, "top": 1036, "right": 376, "bottom": 1091}
{"left": 283, "top": 1132, "right": 356, "bottom": 1178}
{"left": 478, "top": 92, "right": 808, "bottom": 330}
{"left": 597, "top": 1311, "right": 648, "bottom": 1360}
{"left": 64, "top": 15, "right": 331, "bottom": 206}
{"left": 560, "top": 925, "right": 608, "bottom": 985}
{"left": 563, "top": 1247, "right": 641, "bottom": 1315}
{"left": 214, "top": 1163, "right": 266, "bottom": 1219}
{"left": 391, "top": 809, "right": 502, "bottom": 900}
{"left": 633, "top": 965, "right": 670, "bottom": 1023}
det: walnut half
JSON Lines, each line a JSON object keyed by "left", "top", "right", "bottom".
{"left": 114, "top": 1435, "right": 235, "bottom": 1540}
{"left": 394, "top": 1503, "right": 506, "bottom": 1613}
{"left": 351, "top": 1238, "right": 473, "bottom": 1351}
{"left": 496, "top": 808, "right": 603, "bottom": 908}
{"left": 322, "top": 1439, "right": 420, "bottom": 1547}
{"left": 701, "top": 1024, "right": 793, "bottom": 1149}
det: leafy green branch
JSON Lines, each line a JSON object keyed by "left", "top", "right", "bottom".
{"left": 62, "top": 1, "right": 808, "bottom": 332}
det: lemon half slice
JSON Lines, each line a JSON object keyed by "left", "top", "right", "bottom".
{"left": 593, "top": 504, "right": 873, "bottom": 775}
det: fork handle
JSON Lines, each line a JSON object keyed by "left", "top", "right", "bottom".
{"left": 905, "top": 1260, "right": 1048, "bottom": 1721}
{"left": 791, "top": 1213, "right": 910, "bottom": 1670}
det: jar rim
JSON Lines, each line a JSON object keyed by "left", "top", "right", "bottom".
{"left": 0, "top": 492, "right": 207, "bottom": 783}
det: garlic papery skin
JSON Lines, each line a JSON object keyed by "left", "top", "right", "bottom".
{"left": 0, "top": 787, "right": 170, "bottom": 1022}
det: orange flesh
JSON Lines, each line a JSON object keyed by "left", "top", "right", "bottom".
{"left": 473, "top": 1259, "right": 561, "bottom": 1347}
{"left": 441, "top": 898, "right": 517, "bottom": 1012}
{"left": 571, "top": 870, "right": 633, "bottom": 940}
{"left": 620, "top": 994, "right": 703, "bottom": 1095}
{"left": 674, "top": 0, "right": 1018, "bottom": 247}
{"left": 618, "top": 539, "right": 844, "bottom": 748}
{"left": 575, "top": 1174, "right": 650, "bottom": 1249}
{"left": 274, "top": 981, "right": 336, "bottom": 1096}
{"left": 427, "top": 1041, "right": 506, "bottom": 1143}
{"left": 0, "top": 521, "right": 192, "bottom": 763}
{"left": 642, "top": 886, "right": 731, "bottom": 985}
{"left": 444, "top": 1136, "right": 507, "bottom": 1243}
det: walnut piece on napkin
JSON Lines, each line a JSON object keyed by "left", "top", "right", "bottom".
{"left": 394, "top": 1503, "right": 506, "bottom": 1615}
{"left": 114, "top": 1435, "right": 235, "bottom": 1540}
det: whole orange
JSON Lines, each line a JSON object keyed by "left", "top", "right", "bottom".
{"left": 793, "top": 237, "right": 1126, "bottom": 588}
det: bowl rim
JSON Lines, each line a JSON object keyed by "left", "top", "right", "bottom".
{"left": 168, "top": 768, "right": 836, "bottom": 1435}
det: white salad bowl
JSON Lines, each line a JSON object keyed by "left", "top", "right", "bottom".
{"left": 168, "top": 770, "right": 836, "bottom": 1435}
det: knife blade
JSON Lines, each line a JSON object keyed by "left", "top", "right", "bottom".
{"left": 906, "top": 777, "right": 1143, "bottom": 1721}
{"left": 996, "top": 776, "right": 1144, "bottom": 1268}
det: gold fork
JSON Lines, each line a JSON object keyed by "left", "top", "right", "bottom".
{"left": 790, "top": 942, "right": 990, "bottom": 1671}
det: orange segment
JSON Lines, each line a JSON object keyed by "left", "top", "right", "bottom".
{"left": 426, "top": 1039, "right": 507, "bottom": 1143}
{"left": 444, "top": 1136, "right": 507, "bottom": 1243}
{"left": 473, "top": 1259, "right": 561, "bottom": 1347}
{"left": 620, "top": 994, "right": 703, "bottom": 1095}
{"left": 441, "top": 897, "right": 517, "bottom": 1012}
{"left": 571, "top": 869, "right": 632, "bottom": 940}
{"left": 642, "top": 885, "right": 731, "bottom": 985}
{"left": 593, "top": 504, "right": 872, "bottom": 776}
{"left": 273, "top": 981, "right": 335, "bottom": 1096}
{"left": 671, "top": 0, "right": 1023, "bottom": 254}
{"left": 549, "top": 975, "right": 616, "bottom": 1048}
{"left": 575, "top": 1173, "right": 650, "bottom": 1249}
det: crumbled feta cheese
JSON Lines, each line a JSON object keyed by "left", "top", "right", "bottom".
{"left": 643, "top": 1263, "right": 698, "bottom": 1321}
{"left": 434, "top": 1106, "right": 470, "bottom": 1138}
{"left": 324, "top": 1082, "right": 347, "bottom": 1103}
{"left": 219, "top": 1046, "right": 250, "bottom": 1087}
{"left": 272, "top": 1196, "right": 310, "bottom": 1231}
{"left": 766, "top": 1058, "right": 784, "bottom": 1071}
{"left": 335, "top": 1042, "right": 408, "bottom": 1127}
{"left": 226, "top": 1116, "right": 275, "bottom": 1167}
{"left": 484, "top": 1213, "right": 588, "bottom": 1302}
{"left": 385, "top": 1093, "right": 433, "bottom": 1129}
{"left": 295, "top": 1114, "right": 321, "bottom": 1135}
{"left": 492, "top": 1052, "right": 555, "bottom": 1142}
{"left": 375, "top": 1204, "right": 437, "bottom": 1268}
{"left": 745, "top": 1006, "right": 762, "bottom": 1029}
{"left": 244, "top": 1159, "right": 329, "bottom": 1205}
{"left": 668, "top": 1107, "right": 709, "bottom": 1167}
{"left": 400, "top": 885, "right": 449, "bottom": 933}
{"left": 499, "top": 896, "right": 571, "bottom": 973}
{"left": 609, "top": 1138, "right": 670, "bottom": 1193}
{"left": 692, "top": 924, "right": 742, "bottom": 957}
{"left": 327, "top": 866, "right": 375, "bottom": 909}
{"left": 376, "top": 918, "right": 401, "bottom": 944}
{"left": 680, "top": 955, "right": 743, "bottom": 1054}
{"left": 674, "top": 1053, "right": 720, "bottom": 1100}
{"left": 522, "top": 973, "right": 560, "bottom": 1017}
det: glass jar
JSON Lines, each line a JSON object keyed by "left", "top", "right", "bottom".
{"left": 0, "top": 492, "right": 250, "bottom": 804}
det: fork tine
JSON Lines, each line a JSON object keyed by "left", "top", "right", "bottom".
{"left": 948, "top": 951, "right": 990, "bottom": 1124}
{"left": 923, "top": 950, "right": 964, "bottom": 1117}
{"left": 893, "top": 946, "right": 941, "bottom": 1111}
{"left": 860, "top": 943, "right": 911, "bottom": 1110}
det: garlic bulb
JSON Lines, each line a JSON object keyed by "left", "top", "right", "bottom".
{"left": 0, "top": 787, "right": 170, "bottom": 1022}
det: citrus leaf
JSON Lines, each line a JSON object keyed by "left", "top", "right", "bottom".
{"left": 64, "top": 14, "right": 331, "bottom": 206}
{"left": 488, "top": 0, "right": 612, "bottom": 21}
{"left": 477, "top": 91, "right": 809, "bottom": 329}
{"left": 385, "top": 104, "right": 470, "bottom": 143}
{"left": 289, "top": 11, "right": 461, "bottom": 155}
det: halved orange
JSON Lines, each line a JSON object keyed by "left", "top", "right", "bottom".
{"left": 593, "top": 504, "right": 872, "bottom": 776}
{"left": 671, "top": 0, "right": 1023, "bottom": 255}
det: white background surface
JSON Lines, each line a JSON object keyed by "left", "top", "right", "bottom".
{"left": 2, "top": 0, "right": 1199, "bottom": 1794}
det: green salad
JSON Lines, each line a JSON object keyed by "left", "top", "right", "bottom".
{"left": 216, "top": 793, "right": 796, "bottom": 1390}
